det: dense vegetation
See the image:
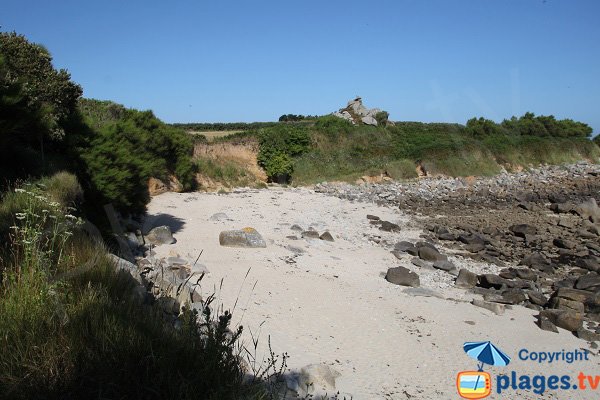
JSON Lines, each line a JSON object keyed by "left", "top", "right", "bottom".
{"left": 77, "top": 99, "right": 196, "bottom": 214}
{"left": 466, "top": 112, "right": 593, "bottom": 138}
{"left": 256, "top": 125, "right": 311, "bottom": 182}
{"left": 0, "top": 174, "right": 259, "bottom": 400}
{"left": 1, "top": 32, "right": 195, "bottom": 216}
{"left": 252, "top": 114, "right": 599, "bottom": 184}
{"left": 172, "top": 121, "right": 278, "bottom": 132}
{"left": 0, "top": 31, "right": 274, "bottom": 400}
{"left": 278, "top": 114, "right": 318, "bottom": 122}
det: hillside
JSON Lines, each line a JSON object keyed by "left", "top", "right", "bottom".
{"left": 183, "top": 100, "right": 599, "bottom": 190}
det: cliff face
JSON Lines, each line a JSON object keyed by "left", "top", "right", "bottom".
{"left": 331, "top": 97, "right": 388, "bottom": 126}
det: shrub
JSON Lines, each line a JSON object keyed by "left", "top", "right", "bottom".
{"left": 78, "top": 104, "right": 197, "bottom": 215}
{"left": 257, "top": 125, "right": 310, "bottom": 182}
{"left": 375, "top": 111, "right": 389, "bottom": 126}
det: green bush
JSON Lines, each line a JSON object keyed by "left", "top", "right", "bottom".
{"left": 375, "top": 111, "right": 389, "bottom": 126}
{"left": 78, "top": 103, "right": 196, "bottom": 215}
{"left": 257, "top": 125, "right": 311, "bottom": 182}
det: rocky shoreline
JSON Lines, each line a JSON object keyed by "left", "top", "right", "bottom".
{"left": 315, "top": 162, "right": 600, "bottom": 342}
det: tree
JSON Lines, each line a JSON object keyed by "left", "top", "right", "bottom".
{"left": 0, "top": 32, "right": 82, "bottom": 140}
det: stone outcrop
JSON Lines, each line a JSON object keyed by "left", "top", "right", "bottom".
{"left": 331, "top": 96, "right": 390, "bottom": 126}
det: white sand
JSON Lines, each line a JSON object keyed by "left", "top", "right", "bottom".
{"left": 146, "top": 188, "right": 598, "bottom": 399}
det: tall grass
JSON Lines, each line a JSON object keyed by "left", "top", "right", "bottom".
{"left": 0, "top": 173, "right": 263, "bottom": 399}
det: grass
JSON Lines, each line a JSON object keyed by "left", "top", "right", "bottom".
{"left": 196, "top": 158, "right": 262, "bottom": 189}
{"left": 288, "top": 121, "right": 600, "bottom": 184}
{"left": 0, "top": 173, "right": 269, "bottom": 399}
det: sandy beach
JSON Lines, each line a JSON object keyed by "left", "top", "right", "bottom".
{"left": 145, "top": 187, "right": 598, "bottom": 399}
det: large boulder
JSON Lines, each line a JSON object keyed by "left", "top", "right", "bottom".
{"left": 331, "top": 96, "right": 388, "bottom": 126}
{"left": 145, "top": 225, "right": 176, "bottom": 245}
{"left": 539, "top": 309, "right": 583, "bottom": 332}
{"left": 455, "top": 269, "right": 478, "bottom": 288}
{"left": 418, "top": 246, "right": 447, "bottom": 262}
{"left": 385, "top": 266, "right": 420, "bottom": 287}
{"left": 219, "top": 227, "right": 267, "bottom": 248}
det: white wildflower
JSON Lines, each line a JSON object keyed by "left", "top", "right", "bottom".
{"left": 65, "top": 214, "right": 77, "bottom": 220}
{"left": 15, "top": 213, "right": 26, "bottom": 220}
{"left": 15, "top": 188, "right": 26, "bottom": 193}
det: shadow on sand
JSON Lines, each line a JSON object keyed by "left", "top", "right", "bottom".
{"left": 142, "top": 213, "right": 186, "bottom": 234}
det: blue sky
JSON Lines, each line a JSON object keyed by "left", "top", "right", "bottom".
{"left": 2, "top": 0, "right": 599, "bottom": 133}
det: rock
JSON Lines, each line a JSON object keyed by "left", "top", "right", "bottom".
{"left": 331, "top": 110, "right": 354, "bottom": 124}
{"left": 553, "top": 287, "right": 600, "bottom": 314}
{"left": 539, "top": 309, "right": 583, "bottom": 332}
{"left": 465, "top": 243, "right": 486, "bottom": 253}
{"left": 385, "top": 266, "right": 420, "bottom": 287}
{"left": 526, "top": 290, "right": 548, "bottom": 306}
{"left": 394, "top": 241, "right": 415, "bottom": 252}
{"left": 458, "top": 234, "right": 485, "bottom": 245}
{"left": 575, "top": 273, "right": 600, "bottom": 291}
{"left": 553, "top": 238, "right": 577, "bottom": 249}
{"left": 521, "top": 253, "right": 553, "bottom": 273}
{"left": 433, "top": 260, "right": 458, "bottom": 275}
{"left": 288, "top": 364, "right": 341, "bottom": 398}
{"left": 438, "top": 232, "right": 458, "bottom": 241}
{"left": 551, "top": 297, "right": 585, "bottom": 314}
{"left": 209, "top": 212, "right": 230, "bottom": 221}
{"left": 301, "top": 230, "right": 321, "bottom": 239}
{"left": 574, "top": 198, "right": 600, "bottom": 223}
{"left": 109, "top": 254, "right": 143, "bottom": 285}
{"left": 418, "top": 246, "right": 447, "bottom": 262}
{"left": 145, "top": 225, "right": 176, "bottom": 245}
{"left": 478, "top": 274, "right": 510, "bottom": 290}
{"left": 471, "top": 299, "right": 505, "bottom": 315}
{"left": 415, "top": 241, "right": 438, "bottom": 250}
{"left": 366, "top": 214, "right": 380, "bottom": 221}
{"left": 509, "top": 224, "right": 537, "bottom": 238}
{"left": 501, "top": 289, "right": 528, "bottom": 305}
{"left": 455, "top": 269, "right": 478, "bottom": 288}
{"left": 411, "top": 258, "right": 434, "bottom": 270}
{"left": 379, "top": 221, "right": 400, "bottom": 232}
{"left": 219, "top": 228, "right": 267, "bottom": 248}
{"left": 361, "top": 115, "right": 378, "bottom": 126}
{"left": 515, "top": 268, "right": 537, "bottom": 281}
{"left": 577, "top": 327, "right": 600, "bottom": 342}
{"left": 319, "top": 231, "right": 334, "bottom": 242}
{"left": 538, "top": 315, "right": 559, "bottom": 333}
{"left": 550, "top": 202, "right": 574, "bottom": 214}
{"left": 148, "top": 177, "right": 168, "bottom": 196}
{"left": 576, "top": 256, "right": 600, "bottom": 272}
{"left": 290, "top": 224, "right": 304, "bottom": 232}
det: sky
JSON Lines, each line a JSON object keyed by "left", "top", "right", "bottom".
{"left": 1, "top": 0, "right": 599, "bottom": 133}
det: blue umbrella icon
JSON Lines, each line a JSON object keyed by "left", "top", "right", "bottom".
{"left": 464, "top": 341, "right": 511, "bottom": 371}
{"left": 463, "top": 341, "right": 511, "bottom": 394}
